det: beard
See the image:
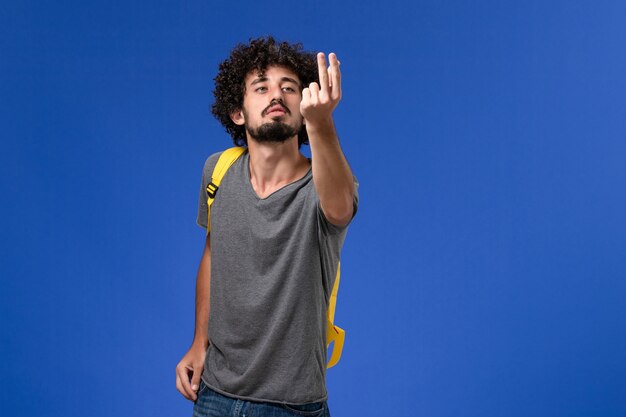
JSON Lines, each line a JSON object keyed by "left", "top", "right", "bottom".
{"left": 243, "top": 102, "right": 304, "bottom": 144}
{"left": 245, "top": 119, "right": 300, "bottom": 144}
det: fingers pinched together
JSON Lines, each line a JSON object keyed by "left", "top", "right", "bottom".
{"left": 300, "top": 52, "right": 342, "bottom": 126}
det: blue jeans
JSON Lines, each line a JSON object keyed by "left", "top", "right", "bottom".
{"left": 192, "top": 380, "right": 331, "bottom": 417}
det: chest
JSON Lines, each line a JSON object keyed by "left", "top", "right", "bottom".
{"left": 210, "top": 162, "right": 318, "bottom": 250}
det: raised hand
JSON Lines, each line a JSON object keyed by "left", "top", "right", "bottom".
{"left": 300, "top": 52, "right": 342, "bottom": 129}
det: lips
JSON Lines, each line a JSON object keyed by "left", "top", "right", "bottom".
{"left": 265, "top": 104, "right": 287, "bottom": 115}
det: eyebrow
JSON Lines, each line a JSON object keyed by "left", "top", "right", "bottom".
{"left": 250, "top": 76, "right": 300, "bottom": 86}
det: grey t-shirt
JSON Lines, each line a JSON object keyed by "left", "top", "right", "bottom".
{"left": 195, "top": 149, "right": 358, "bottom": 404}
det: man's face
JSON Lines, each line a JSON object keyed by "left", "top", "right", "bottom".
{"left": 232, "top": 65, "right": 304, "bottom": 144}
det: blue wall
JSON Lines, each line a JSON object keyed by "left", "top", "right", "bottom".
{"left": 2, "top": 1, "right": 625, "bottom": 416}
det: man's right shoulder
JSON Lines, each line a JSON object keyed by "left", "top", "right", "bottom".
{"left": 201, "top": 151, "right": 225, "bottom": 178}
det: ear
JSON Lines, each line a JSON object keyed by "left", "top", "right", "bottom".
{"left": 230, "top": 109, "right": 245, "bottom": 126}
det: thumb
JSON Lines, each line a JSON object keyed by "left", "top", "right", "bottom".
{"left": 190, "top": 368, "right": 202, "bottom": 391}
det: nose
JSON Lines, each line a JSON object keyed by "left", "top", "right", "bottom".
{"left": 269, "top": 83, "right": 284, "bottom": 101}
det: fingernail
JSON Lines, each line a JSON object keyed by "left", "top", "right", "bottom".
{"left": 192, "top": 384, "right": 199, "bottom": 390}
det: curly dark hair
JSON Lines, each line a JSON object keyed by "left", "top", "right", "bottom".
{"left": 211, "top": 36, "right": 319, "bottom": 147}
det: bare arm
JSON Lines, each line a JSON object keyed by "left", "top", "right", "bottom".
{"left": 307, "top": 121, "right": 354, "bottom": 227}
{"left": 176, "top": 234, "right": 211, "bottom": 402}
{"left": 192, "top": 235, "right": 211, "bottom": 347}
{"left": 301, "top": 52, "right": 354, "bottom": 226}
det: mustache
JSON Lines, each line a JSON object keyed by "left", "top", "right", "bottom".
{"left": 262, "top": 101, "right": 290, "bottom": 116}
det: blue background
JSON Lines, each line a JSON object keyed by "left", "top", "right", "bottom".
{"left": 2, "top": 1, "right": 625, "bottom": 416}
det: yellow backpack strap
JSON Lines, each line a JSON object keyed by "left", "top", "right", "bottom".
{"left": 206, "top": 147, "right": 246, "bottom": 234}
{"left": 326, "top": 262, "right": 345, "bottom": 368}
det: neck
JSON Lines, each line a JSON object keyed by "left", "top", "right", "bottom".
{"left": 247, "top": 137, "right": 310, "bottom": 197}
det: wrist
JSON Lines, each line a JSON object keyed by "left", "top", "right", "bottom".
{"left": 304, "top": 117, "right": 335, "bottom": 135}
{"left": 191, "top": 336, "right": 209, "bottom": 350}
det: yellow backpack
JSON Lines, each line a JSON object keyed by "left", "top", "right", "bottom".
{"left": 205, "top": 146, "right": 345, "bottom": 368}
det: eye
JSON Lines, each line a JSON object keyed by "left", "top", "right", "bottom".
{"left": 282, "top": 86, "right": 296, "bottom": 92}
{"left": 255, "top": 86, "right": 267, "bottom": 92}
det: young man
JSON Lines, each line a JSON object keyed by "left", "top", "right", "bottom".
{"left": 176, "top": 36, "right": 358, "bottom": 417}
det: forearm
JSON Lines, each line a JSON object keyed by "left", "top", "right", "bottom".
{"left": 192, "top": 235, "right": 211, "bottom": 349}
{"left": 176, "top": 235, "right": 210, "bottom": 400}
{"left": 307, "top": 119, "right": 355, "bottom": 226}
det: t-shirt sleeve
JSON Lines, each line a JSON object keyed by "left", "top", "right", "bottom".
{"left": 317, "top": 175, "right": 360, "bottom": 235}
{"left": 196, "top": 152, "right": 223, "bottom": 230}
